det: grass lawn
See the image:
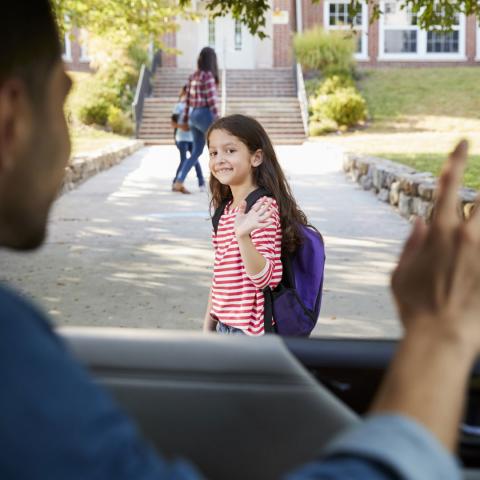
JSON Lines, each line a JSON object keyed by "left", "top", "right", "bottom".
{"left": 319, "top": 67, "right": 480, "bottom": 189}
{"left": 70, "top": 125, "right": 131, "bottom": 157}
{"left": 66, "top": 71, "right": 132, "bottom": 157}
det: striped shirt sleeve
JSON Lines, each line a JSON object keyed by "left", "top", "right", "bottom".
{"left": 247, "top": 201, "right": 282, "bottom": 290}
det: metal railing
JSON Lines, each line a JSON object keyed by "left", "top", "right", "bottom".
{"left": 295, "top": 62, "right": 309, "bottom": 136}
{"left": 221, "top": 67, "right": 227, "bottom": 117}
{"left": 132, "top": 50, "right": 162, "bottom": 137}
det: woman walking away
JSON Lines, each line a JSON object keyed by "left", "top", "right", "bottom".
{"left": 171, "top": 85, "right": 205, "bottom": 192}
{"left": 203, "top": 114, "right": 311, "bottom": 336}
{"left": 172, "top": 47, "right": 219, "bottom": 194}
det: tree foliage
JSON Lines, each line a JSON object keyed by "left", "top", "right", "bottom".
{"left": 52, "top": 0, "right": 195, "bottom": 47}
{"left": 197, "top": 1, "right": 480, "bottom": 36}
{"left": 53, "top": 1, "right": 479, "bottom": 44}
{"left": 347, "top": 1, "right": 480, "bottom": 31}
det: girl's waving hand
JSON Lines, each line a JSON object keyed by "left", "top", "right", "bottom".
{"left": 234, "top": 197, "right": 274, "bottom": 238}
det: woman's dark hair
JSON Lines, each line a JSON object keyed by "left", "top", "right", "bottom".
{"left": 0, "top": 1, "right": 61, "bottom": 108}
{"left": 207, "top": 114, "right": 309, "bottom": 254}
{"left": 197, "top": 47, "right": 219, "bottom": 85}
{"left": 178, "top": 84, "right": 188, "bottom": 100}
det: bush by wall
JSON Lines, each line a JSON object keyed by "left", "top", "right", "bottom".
{"left": 309, "top": 75, "right": 368, "bottom": 132}
{"left": 66, "top": 36, "right": 148, "bottom": 135}
{"left": 293, "top": 27, "right": 356, "bottom": 75}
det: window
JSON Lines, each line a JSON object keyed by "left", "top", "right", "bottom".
{"left": 324, "top": 1, "right": 368, "bottom": 60}
{"left": 476, "top": 21, "right": 480, "bottom": 60}
{"left": 234, "top": 20, "right": 242, "bottom": 50}
{"left": 379, "top": 1, "right": 465, "bottom": 60}
{"left": 79, "top": 30, "right": 90, "bottom": 62}
{"left": 208, "top": 19, "right": 215, "bottom": 48}
{"left": 62, "top": 31, "right": 72, "bottom": 62}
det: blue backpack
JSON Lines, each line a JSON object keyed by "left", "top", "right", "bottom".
{"left": 212, "top": 188, "right": 326, "bottom": 336}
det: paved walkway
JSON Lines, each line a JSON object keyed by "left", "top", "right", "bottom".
{"left": 0, "top": 143, "right": 411, "bottom": 338}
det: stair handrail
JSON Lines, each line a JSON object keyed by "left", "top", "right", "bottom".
{"left": 132, "top": 50, "right": 162, "bottom": 138}
{"left": 295, "top": 62, "right": 309, "bottom": 136}
{"left": 221, "top": 67, "right": 227, "bottom": 117}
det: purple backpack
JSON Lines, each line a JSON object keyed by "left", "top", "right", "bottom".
{"left": 212, "top": 188, "right": 325, "bottom": 336}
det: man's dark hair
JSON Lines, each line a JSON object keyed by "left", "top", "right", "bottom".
{"left": 0, "top": 1, "right": 62, "bottom": 105}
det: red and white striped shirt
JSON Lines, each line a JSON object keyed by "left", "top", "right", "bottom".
{"left": 186, "top": 70, "right": 219, "bottom": 119}
{"left": 211, "top": 198, "right": 283, "bottom": 336}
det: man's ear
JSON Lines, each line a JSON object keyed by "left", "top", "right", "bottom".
{"left": 251, "top": 149, "right": 263, "bottom": 168}
{"left": 0, "top": 79, "right": 31, "bottom": 173}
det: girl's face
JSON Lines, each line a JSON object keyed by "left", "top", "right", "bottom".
{"left": 208, "top": 129, "right": 262, "bottom": 188}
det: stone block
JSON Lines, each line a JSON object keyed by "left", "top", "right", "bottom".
{"left": 398, "top": 192, "right": 413, "bottom": 218}
{"left": 359, "top": 174, "right": 373, "bottom": 191}
{"left": 378, "top": 188, "right": 390, "bottom": 203}
{"left": 357, "top": 160, "right": 370, "bottom": 176}
{"left": 418, "top": 180, "right": 437, "bottom": 201}
{"left": 389, "top": 181, "right": 400, "bottom": 206}
{"left": 352, "top": 168, "right": 362, "bottom": 182}
{"left": 399, "top": 172, "right": 434, "bottom": 196}
{"left": 372, "top": 166, "right": 387, "bottom": 190}
{"left": 412, "top": 197, "right": 434, "bottom": 221}
{"left": 464, "top": 203, "right": 477, "bottom": 220}
{"left": 342, "top": 152, "right": 357, "bottom": 172}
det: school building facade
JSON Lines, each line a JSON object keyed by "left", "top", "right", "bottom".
{"left": 64, "top": 1, "right": 480, "bottom": 71}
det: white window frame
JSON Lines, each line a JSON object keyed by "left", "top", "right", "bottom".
{"left": 79, "top": 30, "right": 90, "bottom": 62}
{"left": 62, "top": 31, "right": 72, "bottom": 62}
{"left": 323, "top": 0, "right": 369, "bottom": 61}
{"left": 378, "top": 1, "right": 466, "bottom": 61}
{"left": 476, "top": 21, "right": 480, "bottom": 61}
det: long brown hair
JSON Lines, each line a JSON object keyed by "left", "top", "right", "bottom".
{"left": 197, "top": 46, "right": 219, "bottom": 85}
{"left": 207, "top": 114, "right": 309, "bottom": 254}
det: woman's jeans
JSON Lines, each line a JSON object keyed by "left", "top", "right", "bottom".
{"left": 175, "top": 107, "right": 214, "bottom": 184}
{"left": 174, "top": 141, "right": 204, "bottom": 187}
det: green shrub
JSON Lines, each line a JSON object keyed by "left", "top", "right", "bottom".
{"left": 294, "top": 27, "right": 356, "bottom": 75}
{"left": 318, "top": 75, "right": 354, "bottom": 95}
{"left": 79, "top": 98, "right": 110, "bottom": 126}
{"left": 107, "top": 106, "right": 134, "bottom": 135}
{"left": 318, "top": 87, "right": 367, "bottom": 128}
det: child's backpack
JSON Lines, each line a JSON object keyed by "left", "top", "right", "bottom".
{"left": 212, "top": 188, "right": 326, "bottom": 336}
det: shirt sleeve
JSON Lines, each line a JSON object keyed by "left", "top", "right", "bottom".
{"left": 0, "top": 286, "right": 205, "bottom": 480}
{"left": 285, "top": 414, "right": 461, "bottom": 480}
{"left": 247, "top": 200, "right": 282, "bottom": 290}
{"left": 202, "top": 72, "right": 219, "bottom": 119}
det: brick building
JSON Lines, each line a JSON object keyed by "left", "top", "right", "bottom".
{"left": 167, "top": 0, "right": 480, "bottom": 69}
{"left": 62, "top": 26, "right": 91, "bottom": 72}
{"left": 65, "top": 1, "right": 480, "bottom": 72}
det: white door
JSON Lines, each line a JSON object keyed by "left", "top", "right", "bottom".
{"left": 208, "top": 16, "right": 255, "bottom": 69}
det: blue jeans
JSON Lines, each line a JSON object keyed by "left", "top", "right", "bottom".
{"left": 175, "top": 107, "right": 214, "bottom": 184}
{"left": 216, "top": 321, "right": 245, "bottom": 335}
{"left": 174, "top": 141, "right": 205, "bottom": 187}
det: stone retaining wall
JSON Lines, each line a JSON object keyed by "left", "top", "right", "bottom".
{"left": 62, "top": 140, "right": 144, "bottom": 194}
{"left": 343, "top": 152, "right": 478, "bottom": 222}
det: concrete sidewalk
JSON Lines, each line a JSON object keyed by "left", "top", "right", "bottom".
{"left": 0, "top": 143, "right": 411, "bottom": 338}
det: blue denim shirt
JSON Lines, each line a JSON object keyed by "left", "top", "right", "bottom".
{"left": 0, "top": 284, "right": 460, "bottom": 480}
{"left": 286, "top": 414, "right": 460, "bottom": 480}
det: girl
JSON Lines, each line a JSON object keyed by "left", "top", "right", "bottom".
{"left": 171, "top": 85, "right": 205, "bottom": 192}
{"left": 203, "top": 114, "right": 310, "bottom": 336}
{"left": 172, "top": 46, "right": 219, "bottom": 194}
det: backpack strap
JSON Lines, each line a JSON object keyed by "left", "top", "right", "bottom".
{"left": 212, "top": 199, "right": 231, "bottom": 234}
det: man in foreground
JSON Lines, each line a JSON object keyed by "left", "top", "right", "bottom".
{"left": 1, "top": 2, "right": 479, "bottom": 479}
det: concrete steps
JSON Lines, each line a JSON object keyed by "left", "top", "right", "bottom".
{"left": 137, "top": 67, "right": 306, "bottom": 145}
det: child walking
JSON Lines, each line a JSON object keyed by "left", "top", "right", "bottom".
{"left": 171, "top": 86, "right": 206, "bottom": 192}
{"left": 203, "top": 114, "right": 310, "bottom": 336}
